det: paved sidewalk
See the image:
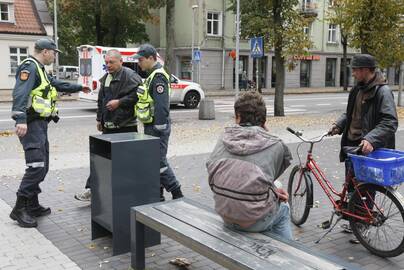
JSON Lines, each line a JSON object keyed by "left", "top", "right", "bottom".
{"left": 0, "top": 199, "right": 81, "bottom": 270}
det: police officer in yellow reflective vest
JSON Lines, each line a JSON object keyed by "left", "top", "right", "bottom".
{"left": 10, "top": 38, "right": 90, "bottom": 228}
{"left": 134, "top": 44, "right": 183, "bottom": 201}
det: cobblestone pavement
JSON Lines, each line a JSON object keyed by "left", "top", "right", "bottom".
{"left": 1, "top": 112, "right": 404, "bottom": 269}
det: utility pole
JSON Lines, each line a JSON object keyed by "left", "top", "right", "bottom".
{"left": 191, "top": 5, "right": 198, "bottom": 82}
{"left": 235, "top": 0, "right": 240, "bottom": 99}
{"left": 54, "top": 0, "right": 59, "bottom": 79}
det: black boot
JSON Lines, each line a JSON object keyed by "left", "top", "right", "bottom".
{"left": 171, "top": 187, "right": 184, "bottom": 200}
{"left": 10, "top": 196, "right": 37, "bottom": 228}
{"left": 160, "top": 185, "right": 165, "bottom": 202}
{"left": 27, "top": 195, "right": 51, "bottom": 217}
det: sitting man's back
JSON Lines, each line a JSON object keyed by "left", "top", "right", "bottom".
{"left": 206, "top": 92, "right": 293, "bottom": 240}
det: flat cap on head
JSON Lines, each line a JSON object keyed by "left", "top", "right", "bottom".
{"left": 35, "top": 38, "right": 62, "bottom": 53}
{"left": 352, "top": 54, "right": 377, "bottom": 68}
{"left": 133, "top": 44, "right": 157, "bottom": 59}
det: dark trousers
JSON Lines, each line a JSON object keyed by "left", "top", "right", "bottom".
{"left": 85, "top": 125, "right": 138, "bottom": 188}
{"left": 144, "top": 122, "right": 180, "bottom": 192}
{"left": 17, "top": 120, "right": 49, "bottom": 198}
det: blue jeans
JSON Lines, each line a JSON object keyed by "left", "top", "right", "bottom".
{"left": 144, "top": 121, "right": 180, "bottom": 192}
{"left": 226, "top": 203, "right": 293, "bottom": 241}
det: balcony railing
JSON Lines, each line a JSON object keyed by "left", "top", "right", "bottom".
{"left": 299, "top": 2, "right": 318, "bottom": 17}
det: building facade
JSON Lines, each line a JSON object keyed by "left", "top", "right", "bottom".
{"left": 146, "top": 0, "right": 400, "bottom": 91}
{"left": 0, "top": 0, "right": 53, "bottom": 93}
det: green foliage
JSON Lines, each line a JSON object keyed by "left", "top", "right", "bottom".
{"left": 328, "top": 0, "right": 404, "bottom": 68}
{"left": 47, "top": 0, "right": 160, "bottom": 65}
{"left": 229, "top": 0, "right": 312, "bottom": 70}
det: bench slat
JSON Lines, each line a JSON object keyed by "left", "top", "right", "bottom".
{"left": 134, "top": 199, "right": 349, "bottom": 270}
{"left": 154, "top": 200, "right": 345, "bottom": 270}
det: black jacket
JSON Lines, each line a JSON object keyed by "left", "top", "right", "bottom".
{"left": 97, "top": 66, "right": 142, "bottom": 127}
{"left": 336, "top": 72, "right": 398, "bottom": 161}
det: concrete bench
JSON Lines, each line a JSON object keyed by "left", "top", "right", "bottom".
{"left": 131, "top": 198, "right": 359, "bottom": 270}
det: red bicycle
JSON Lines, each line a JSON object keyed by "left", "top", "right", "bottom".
{"left": 287, "top": 127, "right": 404, "bottom": 257}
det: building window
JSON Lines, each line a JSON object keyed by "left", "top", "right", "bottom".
{"left": 0, "top": 3, "right": 13, "bottom": 22}
{"left": 10, "top": 47, "right": 28, "bottom": 74}
{"left": 207, "top": 11, "right": 222, "bottom": 36}
{"left": 303, "top": 23, "right": 312, "bottom": 36}
{"left": 325, "top": 58, "right": 337, "bottom": 87}
{"left": 328, "top": 24, "right": 337, "bottom": 43}
{"left": 329, "top": 0, "right": 335, "bottom": 7}
{"left": 302, "top": 0, "right": 313, "bottom": 10}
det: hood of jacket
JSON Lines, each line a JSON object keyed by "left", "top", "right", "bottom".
{"left": 222, "top": 125, "right": 279, "bottom": 156}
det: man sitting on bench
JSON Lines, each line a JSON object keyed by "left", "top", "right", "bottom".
{"left": 206, "top": 92, "right": 293, "bottom": 240}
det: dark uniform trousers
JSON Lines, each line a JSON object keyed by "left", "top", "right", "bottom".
{"left": 84, "top": 125, "right": 138, "bottom": 189}
{"left": 18, "top": 119, "right": 49, "bottom": 198}
{"left": 144, "top": 121, "right": 180, "bottom": 193}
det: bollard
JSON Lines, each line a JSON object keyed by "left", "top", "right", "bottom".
{"left": 198, "top": 99, "right": 215, "bottom": 120}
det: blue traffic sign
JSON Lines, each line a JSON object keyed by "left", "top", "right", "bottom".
{"left": 250, "top": 37, "right": 264, "bottom": 58}
{"left": 193, "top": 50, "right": 201, "bottom": 61}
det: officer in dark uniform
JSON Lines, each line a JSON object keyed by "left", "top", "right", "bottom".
{"left": 134, "top": 44, "right": 183, "bottom": 200}
{"left": 11, "top": 38, "right": 90, "bottom": 227}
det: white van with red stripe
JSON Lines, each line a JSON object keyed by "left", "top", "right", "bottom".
{"left": 77, "top": 45, "right": 204, "bottom": 109}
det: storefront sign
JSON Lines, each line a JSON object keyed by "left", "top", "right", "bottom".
{"left": 294, "top": 55, "right": 321, "bottom": 61}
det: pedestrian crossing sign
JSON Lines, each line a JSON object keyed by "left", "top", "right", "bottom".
{"left": 250, "top": 37, "right": 264, "bottom": 58}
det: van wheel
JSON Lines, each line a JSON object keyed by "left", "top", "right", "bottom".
{"left": 183, "top": 91, "right": 200, "bottom": 109}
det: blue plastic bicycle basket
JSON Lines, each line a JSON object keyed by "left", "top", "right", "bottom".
{"left": 348, "top": 148, "right": 404, "bottom": 186}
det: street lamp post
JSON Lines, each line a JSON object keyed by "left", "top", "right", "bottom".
{"left": 191, "top": 4, "right": 198, "bottom": 82}
{"left": 235, "top": 0, "right": 240, "bottom": 99}
{"left": 54, "top": 0, "right": 59, "bottom": 79}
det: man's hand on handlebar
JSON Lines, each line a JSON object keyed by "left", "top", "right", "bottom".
{"left": 276, "top": 188, "right": 289, "bottom": 202}
{"left": 328, "top": 124, "right": 341, "bottom": 136}
{"left": 359, "top": 140, "right": 374, "bottom": 155}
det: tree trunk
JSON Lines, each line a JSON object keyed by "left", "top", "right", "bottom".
{"left": 273, "top": 0, "right": 284, "bottom": 116}
{"left": 165, "top": 0, "right": 175, "bottom": 74}
{"left": 341, "top": 34, "right": 348, "bottom": 91}
{"left": 274, "top": 48, "right": 285, "bottom": 116}
{"left": 95, "top": 0, "right": 102, "bottom": 45}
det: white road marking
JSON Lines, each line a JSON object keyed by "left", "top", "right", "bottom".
{"left": 316, "top": 103, "right": 331, "bottom": 106}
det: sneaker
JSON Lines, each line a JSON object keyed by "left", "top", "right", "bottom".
{"left": 341, "top": 223, "right": 353, "bottom": 234}
{"left": 74, "top": 189, "right": 91, "bottom": 202}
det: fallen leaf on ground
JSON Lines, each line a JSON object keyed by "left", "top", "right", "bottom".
{"left": 169, "top": 257, "right": 191, "bottom": 267}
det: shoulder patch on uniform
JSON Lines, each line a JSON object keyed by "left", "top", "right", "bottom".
{"left": 156, "top": 83, "right": 165, "bottom": 94}
{"left": 19, "top": 70, "right": 30, "bottom": 81}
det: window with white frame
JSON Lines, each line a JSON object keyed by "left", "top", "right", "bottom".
{"left": 303, "top": 23, "right": 312, "bottom": 36}
{"left": 10, "top": 47, "right": 28, "bottom": 74}
{"left": 0, "top": 2, "right": 14, "bottom": 22}
{"left": 207, "top": 11, "right": 222, "bottom": 36}
{"left": 302, "top": 0, "right": 313, "bottom": 10}
{"left": 328, "top": 24, "right": 337, "bottom": 43}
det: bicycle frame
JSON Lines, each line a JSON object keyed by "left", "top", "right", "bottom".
{"left": 294, "top": 135, "right": 376, "bottom": 224}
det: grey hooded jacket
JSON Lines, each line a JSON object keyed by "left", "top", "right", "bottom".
{"left": 206, "top": 125, "right": 292, "bottom": 227}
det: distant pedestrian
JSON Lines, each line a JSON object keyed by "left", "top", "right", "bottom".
{"left": 11, "top": 38, "right": 90, "bottom": 227}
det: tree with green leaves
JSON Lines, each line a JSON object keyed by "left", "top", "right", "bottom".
{"left": 345, "top": 0, "right": 403, "bottom": 68}
{"left": 229, "top": 0, "right": 312, "bottom": 116}
{"left": 47, "top": 0, "right": 149, "bottom": 65}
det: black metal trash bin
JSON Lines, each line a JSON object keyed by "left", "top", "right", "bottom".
{"left": 90, "top": 132, "right": 161, "bottom": 255}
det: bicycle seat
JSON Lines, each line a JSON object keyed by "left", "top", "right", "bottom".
{"left": 343, "top": 146, "right": 362, "bottom": 155}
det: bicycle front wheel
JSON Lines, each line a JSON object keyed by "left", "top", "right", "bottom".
{"left": 349, "top": 184, "right": 404, "bottom": 257}
{"left": 288, "top": 165, "right": 312, "bottom": 226}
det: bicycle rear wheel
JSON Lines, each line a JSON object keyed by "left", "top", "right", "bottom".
{"left": 349, "top": 184, "right": 404, "bottom": 257}
{"left": 288, "top": 165, "right": 312, "bottom": 226}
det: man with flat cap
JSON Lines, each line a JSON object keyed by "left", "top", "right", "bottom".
{"left": 10, "top": 38, "right": 90, "bottom": 228}
{"left": 134, "top": 44, "right": 184, "bottom": 201}
{"left": 328, "top": 54, "right": 398, "bottom": 234}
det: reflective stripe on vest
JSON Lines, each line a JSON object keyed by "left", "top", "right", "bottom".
{"left": 21, "top": 58, "right": 58, "bottom": 118}
{"left": 135, "top": 67, "right": 170, "bottom": 124}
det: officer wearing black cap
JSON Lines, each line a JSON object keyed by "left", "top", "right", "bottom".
{"left": 329, "top": 54, "right": 398, "bottom": 229}
{"left": 134, "top": 44, "right": 184, "bottom": 200}
{"left": 10, "top": 38, "right": 90, "bottom": 228}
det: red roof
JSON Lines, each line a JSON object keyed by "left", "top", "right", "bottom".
{"left": 0, "top": 0, "right": 47, "bottom": 35}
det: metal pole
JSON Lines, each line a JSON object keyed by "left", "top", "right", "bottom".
{"left": 235, "top": 0, "right": 240, "bottom": 99}
{"left": 398, "top": 62, "right": 404, "bottom": 107}
{"left": 256, "top": 58, "right": 259, "bottom": 92}
{"left": 54, "top": 0, "right": 59, "bottom": 79}
{"left": 191, "top": 5, "right": 198, "bottom": 82}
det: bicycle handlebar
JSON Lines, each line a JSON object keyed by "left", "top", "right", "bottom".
{"left": 286, "top": 127, "right": 328, "bottom": 144}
